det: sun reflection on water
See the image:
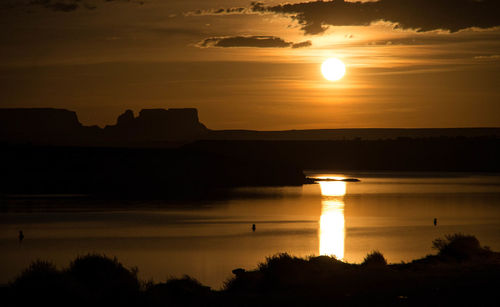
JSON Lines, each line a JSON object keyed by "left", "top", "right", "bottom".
{"left": 319, "top": 181, "right": 346, "bottom": 197}
{"left": 319, "top": 181, "right": 346, "bottom": 260}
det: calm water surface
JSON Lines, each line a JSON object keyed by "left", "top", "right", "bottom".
{"left": 1, "top": 172, "right": 500, "bottom": 288}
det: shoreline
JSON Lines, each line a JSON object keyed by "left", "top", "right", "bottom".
{"left": 4, "top": 234, "right": 500, "bottom": 306}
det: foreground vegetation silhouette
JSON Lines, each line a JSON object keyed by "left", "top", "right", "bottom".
{"left": 3, "top": 234, "right": 500, "bottom": 306}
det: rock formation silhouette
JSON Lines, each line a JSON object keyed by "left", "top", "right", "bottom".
{"left": 0, "top": 108, "right": 83, "bottom": 142}
{"left": 0, "top": 108, "right": 208, "bottom": 146}
{"left": 104, "top": 108, "right": 208, "bottom": 142}
{"left": 1, "top": 107, "right": 500, "bottom": 146}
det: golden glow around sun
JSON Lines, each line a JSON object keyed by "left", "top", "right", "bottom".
{"left": 321, "top": 58, "right": 346, "bottom": 81}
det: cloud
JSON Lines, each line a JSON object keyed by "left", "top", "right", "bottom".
{"left": 198, "top": 36, "right": 312, "bottom": 48}
{"left": 30, "top": 0, "right": 79, "bottom": 12}
{"left": 19, "top": 0, "right": 143, "bottom": 12}
{"left": 291, "top": 40, "right": 312, "bottom": 48}
{"left": 184, "top": 6, "right": 249, "bottom": 16}
{"left": 250, "top": 0, "right": 500, "bottom": 34}
{"left": 474, "top": 54, "right": 500, "bottom": 60}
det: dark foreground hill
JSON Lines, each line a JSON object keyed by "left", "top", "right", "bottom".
{"left": 3, "top": 234, "right": 500, "bottom": 306}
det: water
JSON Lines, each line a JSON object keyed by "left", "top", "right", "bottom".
{"left": 1, "top": 172, "right": 500, "bottom": 289}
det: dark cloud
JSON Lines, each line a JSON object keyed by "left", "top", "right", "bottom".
{"left": 185, "top": 6, "right": 248, "bottom": 16}
{"left": 213, "top": 7, "right": 246, "bottom": 14}
{"left": 291, "top": 40, "right": 312, "bottom": 48}
{"left": 20, "top": 0, "right": 143, "bottom": 12}
{"left": 30, "top": 0, "right": 79, "bottom": 12}
{"left": 250, "top": 0, "right": 500, "bottom": 34}
{"left": 199, "top": 35, "right": 312, "bottom": 48}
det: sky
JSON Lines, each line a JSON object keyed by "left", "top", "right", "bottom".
{"left": 0, "top": 0, "right": 499, "bottom": 130}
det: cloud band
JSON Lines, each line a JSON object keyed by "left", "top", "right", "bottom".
{"left": 198, "top": 35, "right": 312, "bottom": 48}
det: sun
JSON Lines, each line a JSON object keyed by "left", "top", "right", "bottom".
{"left": 321, "top": 58, "right": 346, "bottom": 81}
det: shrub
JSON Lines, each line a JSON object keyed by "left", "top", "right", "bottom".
{"left": 432, "top": 233, "right": 484, "bottom": 260}
{"left": 258, "top": 253, "right": 306, "bottom": 273}
{"left": 162, "top": 275, "right": 209, "bottom": 296}
{"left": 12, "top": 260, "right": 61, "bottom": 288}
{"left": 10, "top": 260, "right": 70, "bottom": 305}
{"left": 362, "top": 251, "right": 387, "bottom": 267}
{"left": 13, "top": 260, "right": 59, "bottom": 282}
{"left": 66, "top": 253, "right": 141, "bottom": 304}
{"left": 146, "top": 276, "right": 211, "bottom": 305}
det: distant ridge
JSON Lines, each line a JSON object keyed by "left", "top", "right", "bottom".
{"left": 206, "top": 127, "right": 500, "bottom": 141}
{"left": 0, "top": 108, "right": 499, "bottom": 146}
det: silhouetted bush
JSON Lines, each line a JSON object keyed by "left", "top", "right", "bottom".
{"left": 12, "top": 260, "right": 59, "bottom": 286}
{"left": 66, "top": 253, "right": 141, "bottom": 305}
{"left": 362, "top": 251, "right": 387, "bottom": 266}
{"left": 258, "top": 253, "right": 307, "bottom": 273}
{"left": 307, "top": 255, "right": 346, "bottom": 270}
{"left": 432, "top": 233, "right": 486, "bottom": 260}
{"left": 146, "top": 276, "right": 211, "bottom": 306}
{"left": 10, "top": 260, "right": 73, "bottom": 306}
{"left": 7, "top": 235, "right": 500, "bottom": 307}
{"left": 224, "top": 253, "right": 354, "bottom": 294}
{"left": 161, "top": 275, "right": 210, "bottom": 297}
{"left": 257, "top": 253, "right": 311, "bottom": 290}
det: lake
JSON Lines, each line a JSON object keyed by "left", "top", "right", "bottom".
{"left": 1, "top": 172, "right": 500, "bottom": 289}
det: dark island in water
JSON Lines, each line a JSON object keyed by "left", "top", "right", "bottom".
{"left": 3, "top": 234, "right": 500, "bottom": 306}
{"left": 1, "top": 107, "right": 500, "bottom": 198}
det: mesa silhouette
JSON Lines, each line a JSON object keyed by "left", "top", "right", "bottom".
{"left": 0, "top": 108, "right": 208, "bottom": 146}
{"left": 1, "top": 108, "right": 500, "bottom": 146}
{"left": 1, "top": 108, "right": 499, "bottom": 198}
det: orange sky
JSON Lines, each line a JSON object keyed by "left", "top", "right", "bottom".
{"left": 0, "top": 0, "right": 499, "bottom": 129}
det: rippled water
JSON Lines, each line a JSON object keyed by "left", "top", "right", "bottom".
{"left": 1, "top": 172, "right": 500, "bottom": 288}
